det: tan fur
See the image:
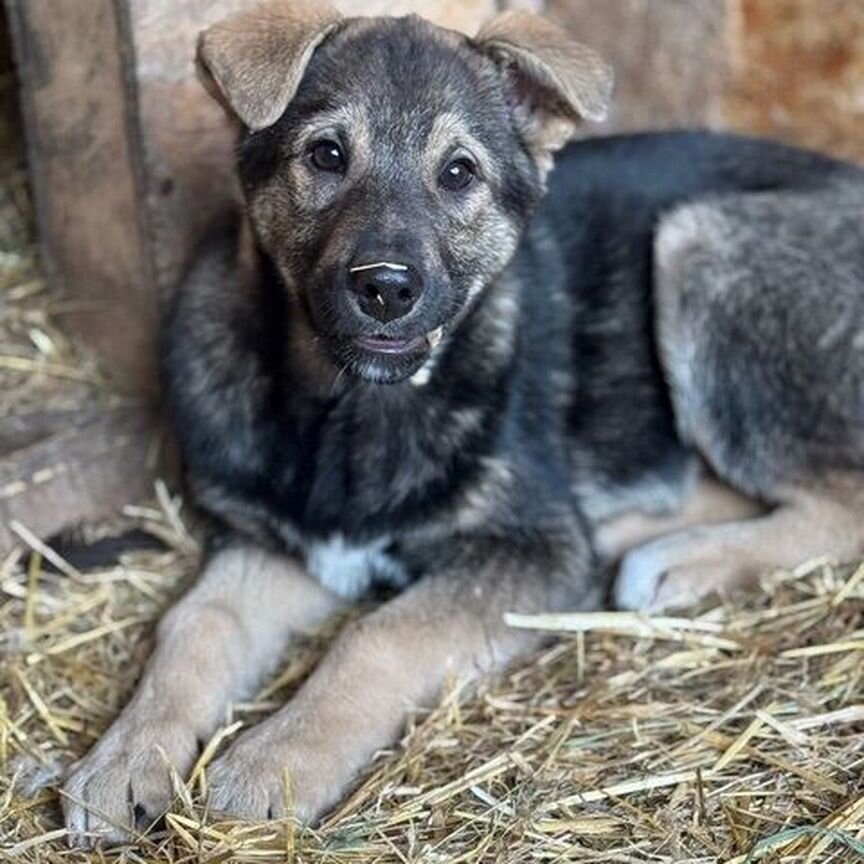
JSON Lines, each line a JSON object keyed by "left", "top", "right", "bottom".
{"left": 197, "top": 0, "right": 342, "bottom": 130}
{"left": 205, "top": 554, "right": 562, "bottom": 822}
{"left": 251, "top": 104, "right": 372, "bottom": 249}
{"left": 62, "top": 536, "right": 579, "bottom": 837}
{"left": 610, "top": 193, "right": 864, "bottom": 611}
{"left": 62, "top": 546, "right": 342, "bottom": 844}
{"left": 298, "top": 105, "right": 373, "bottom": 169}
{"left": 615, "top": 484, "right": 864, "bottom": 610}
{"left": 426, "top": 112, "right": 496, "bottom": 182}
{"left": 476, "top": 10, "right": 614, "bottom": 161}
{"left": 596, "top": 468, "right": 764, "bottom": 560}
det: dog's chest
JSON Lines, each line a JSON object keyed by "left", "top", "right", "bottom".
{"left": 303, "top": 534, "right": 408, "bottom": 599}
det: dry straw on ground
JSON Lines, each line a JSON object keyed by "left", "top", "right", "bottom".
{"left": 0, "top": 498, "right": 863, "bottom": 863}
{"left": 0, "top": 100, "right": 108, "bottom": 425}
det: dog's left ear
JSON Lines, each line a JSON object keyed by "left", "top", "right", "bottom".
{"left": 476, "top": 11, "right": 613, "bottom": 157}
{"left": 197, "top": 0, "right": 342, "bottom": 130}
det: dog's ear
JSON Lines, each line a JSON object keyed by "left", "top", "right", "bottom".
{"left": 476, "top": 11, "right": 613, "bottom": 157}
{"left": 197, "top": 0, "right": 342, "bottom": 130}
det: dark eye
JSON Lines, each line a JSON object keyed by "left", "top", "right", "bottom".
{"left": 309, "top": 139, "right": 346, "bottom": 173}
{"left": 439, "top": 158, "right": 476, "bottom": 191}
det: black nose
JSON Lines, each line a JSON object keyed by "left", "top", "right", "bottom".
{"left": 348, "top": 264, "right": 422, "bottom": 324}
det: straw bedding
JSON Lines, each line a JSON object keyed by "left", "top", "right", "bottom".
{"left": 0, "top": 100, "right": 862, "bottom": 864}
{"left": 1, "top": 498, "right": 863, "bottom": 862}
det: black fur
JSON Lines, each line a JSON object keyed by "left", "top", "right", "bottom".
{"left": 165, "top": 127, "right": 862, "bottom": 596}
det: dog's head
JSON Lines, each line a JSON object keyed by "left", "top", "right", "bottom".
{"left": 198, "top": 2, "right": 612, "bottom": 384}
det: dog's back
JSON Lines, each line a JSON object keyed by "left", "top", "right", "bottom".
{"left": 508, "top": 131, "right": 864, "bottom": 524}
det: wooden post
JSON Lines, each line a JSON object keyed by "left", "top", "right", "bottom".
{"left": 6, "top": 0, "right": 158, "bottom": 396}
{"left": 0, "top": 407, "right": 160, "bottom": 553}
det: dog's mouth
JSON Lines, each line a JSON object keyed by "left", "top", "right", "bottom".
{"left": 353, "top": 327, "right": 443, "bottom": 357}
{"left": 323, "top": 325, "right": 445, "bottom": 384}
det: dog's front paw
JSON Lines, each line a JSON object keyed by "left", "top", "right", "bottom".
{"left": 207, "top": 723, "right": 345, "bottom": 824}
{"left": 62, "top": 716, "right": 199, "bottom": 847}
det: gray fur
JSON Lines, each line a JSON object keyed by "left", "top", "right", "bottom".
{"left": 656, "top": 182, "right": 864, "bottom": 500}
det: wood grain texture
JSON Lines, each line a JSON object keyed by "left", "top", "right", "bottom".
{"left": 723, "top": 0, "right": 864, "bottom": 164}
{"left": 5, "top": 0, "right": 158, "bottom": 395}
{"left": 0, "top": 406, "right": 160, "bottom": 554}
{"left": 547, "top": 0, "right": 863, "bottom": 165}
{"left": 546, "top": 0, "right": 729, "bottom": 134}
{"left": 129, "top": 0, "right": 248, "bottom": 302}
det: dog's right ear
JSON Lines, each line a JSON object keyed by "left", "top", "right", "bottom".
{"left": 197, "top": 0, "right": 342, "bottom": 130}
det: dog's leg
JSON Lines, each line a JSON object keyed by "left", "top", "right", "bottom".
{"left": 206, "top": 529, "right": 594, "bottom": 823}
{"left": 595, "top": 468, "right": 763, "bottom": 560}
{"left": 616, "top": 197, "right": 864, "bottom": 610}
{"left": 62, "top": 545, "right": 341, "bottom": 845}
{"left": 615, "top": 490, "right": 864, "bottom": 609}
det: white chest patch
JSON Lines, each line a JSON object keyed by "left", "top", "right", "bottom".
{"left": 305, "top": 534, "right": 407, "bottom": 600}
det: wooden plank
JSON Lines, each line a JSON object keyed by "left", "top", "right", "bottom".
{"left": 5, "top": 0, "right": 158, "bottom": 396}
{"left": 0, "top": 407, "right": 161, "bottom": 555}
{"left": 128, "top": 0, "right": 248, "bottom": 300}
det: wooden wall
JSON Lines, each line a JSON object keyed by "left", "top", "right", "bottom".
{"left": 548, "top": 0, "right": 864, "bottom": 163}
{"left": 723, "top": 0, "right": 864, "bottom": 165}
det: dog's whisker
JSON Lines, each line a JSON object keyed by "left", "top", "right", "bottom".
{"left": 330, "top": 362, "right": 350, "bottom": 396}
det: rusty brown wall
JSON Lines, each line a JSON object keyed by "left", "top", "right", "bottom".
{"left": 723, "top": 0, "right": 864, "bottom": 163}
{"left": 550, "top": 0, "right": 864, "bottom": 164}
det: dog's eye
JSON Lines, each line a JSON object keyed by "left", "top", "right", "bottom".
{"left": 439, "top": 158, "right": 476, "bottom": 192}
{"left": 309, "top": 140, "right": 346, "bottom": 173}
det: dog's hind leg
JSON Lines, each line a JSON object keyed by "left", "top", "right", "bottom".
{"left": 616, "top": 191, "right": 864, "bottom": 610}
{"left": 615, "top": 490, "right": 864, "bottom": 609}
{"left": 62, "top": 545, "right": 341, "bottom": 846}
{"left": 595, "top": 467, "right": 763, "bottom": 561}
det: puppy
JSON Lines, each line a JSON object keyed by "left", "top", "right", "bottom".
{"left": 62, "top": 0, "right": 864, "bottom": 844}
